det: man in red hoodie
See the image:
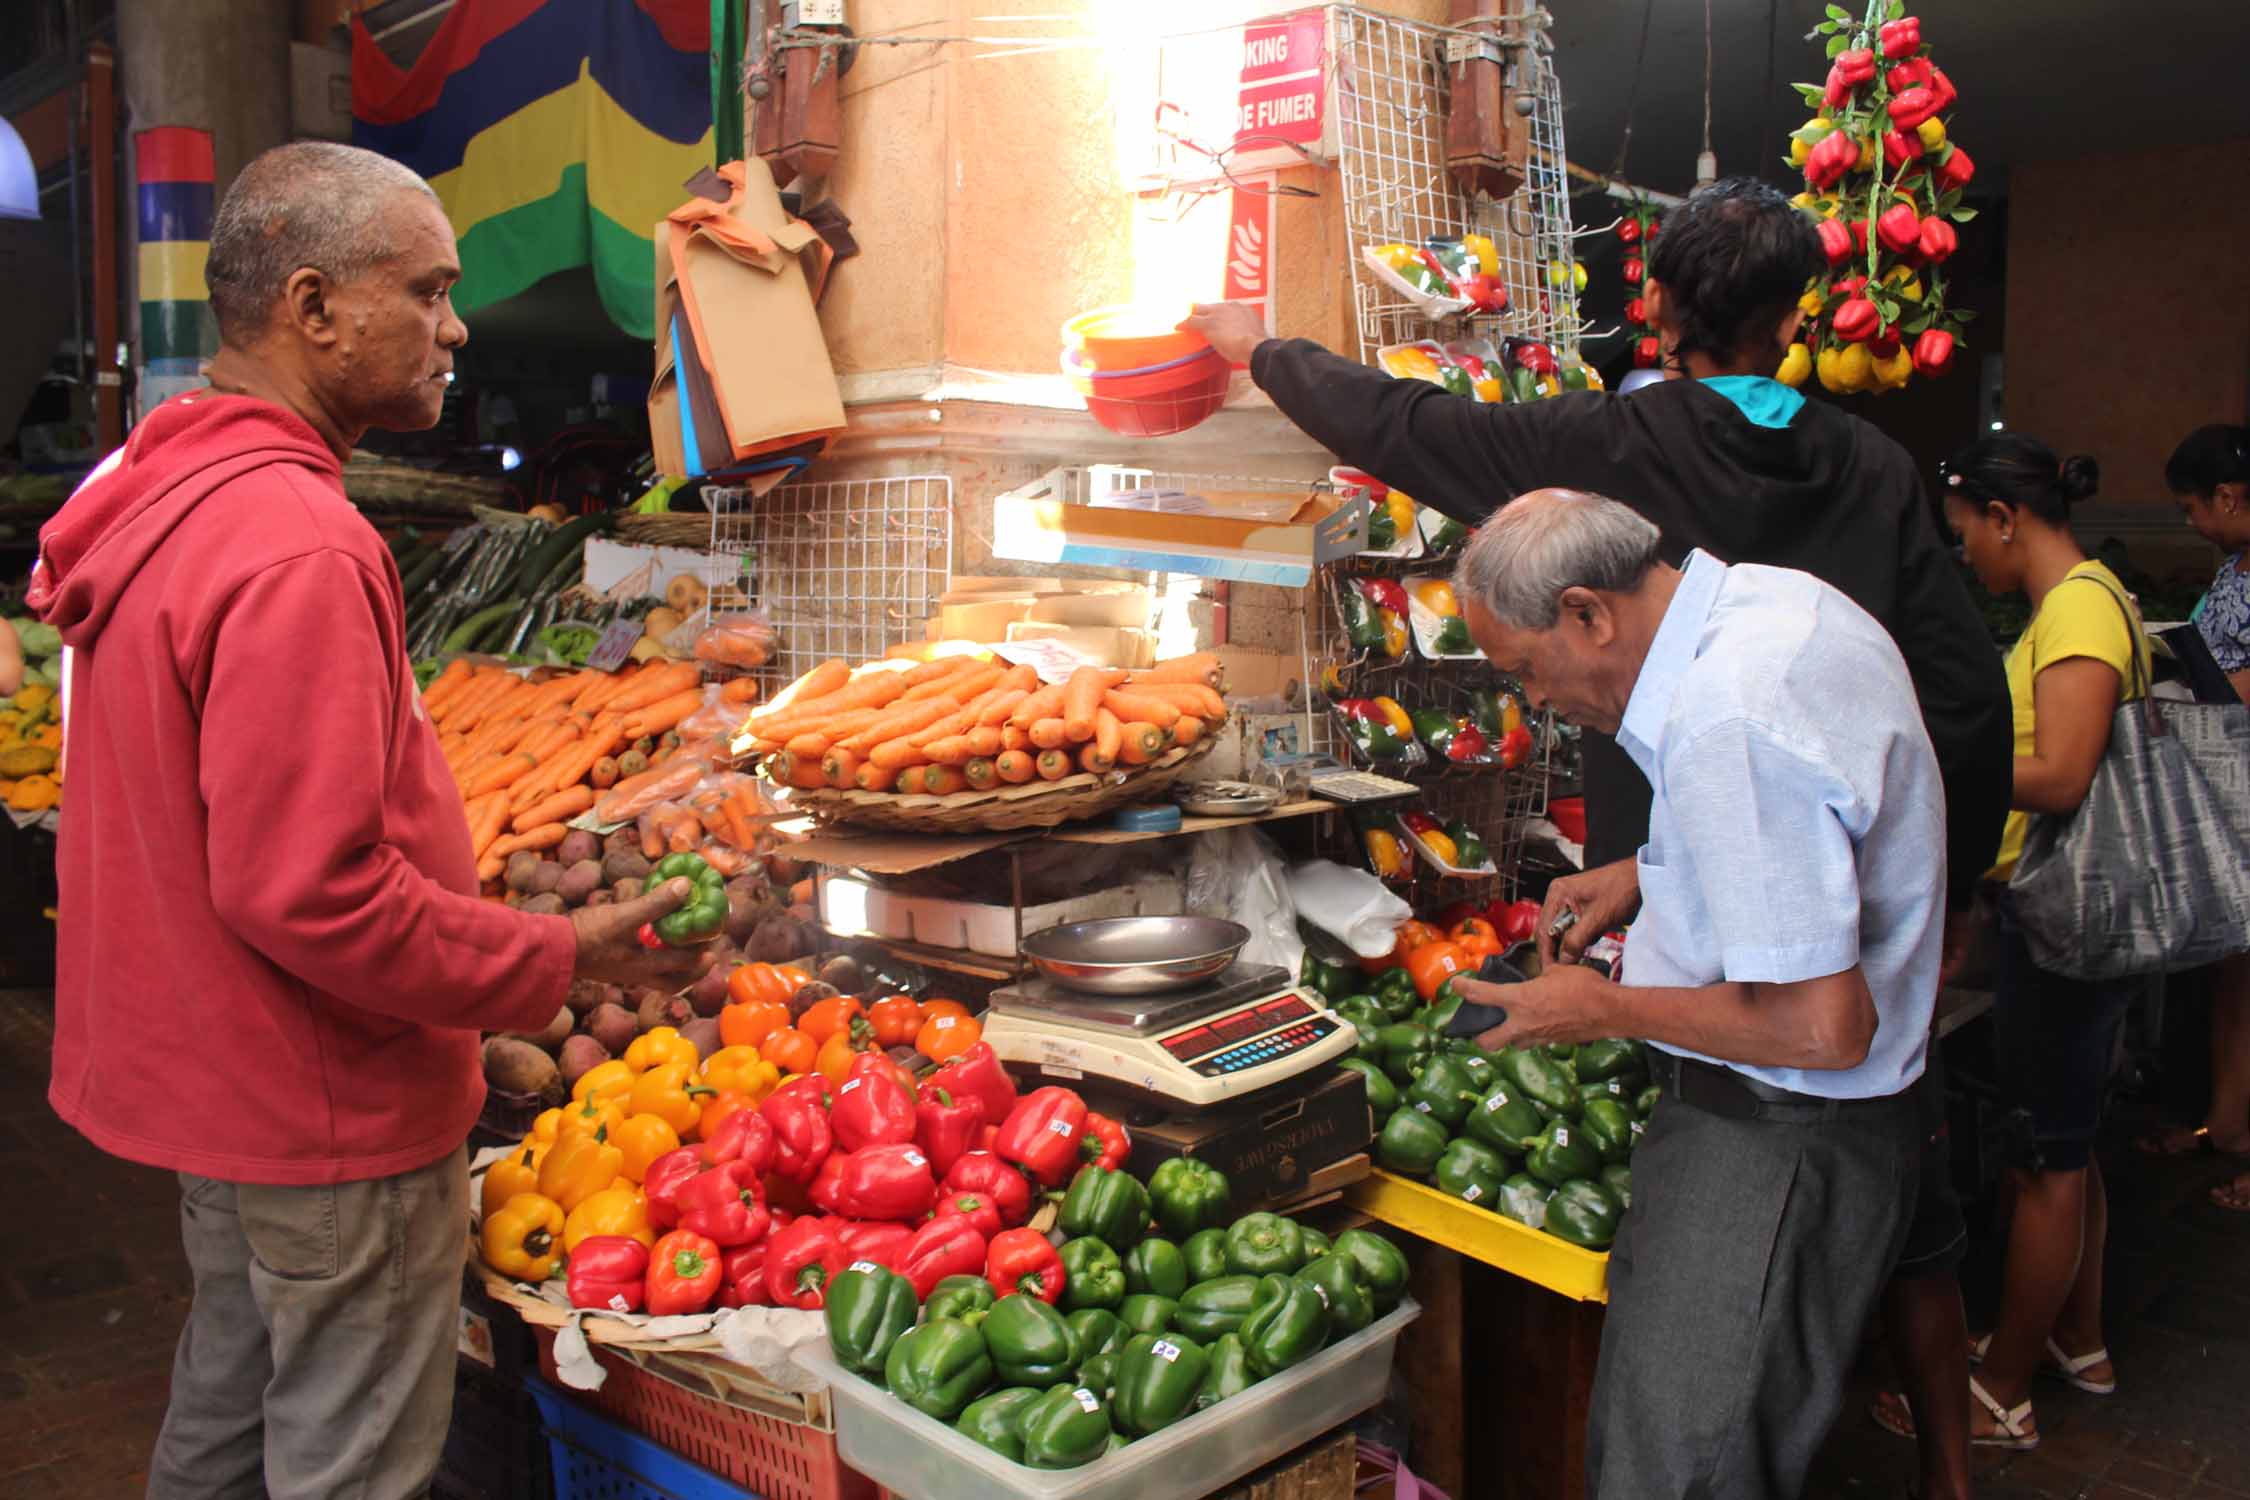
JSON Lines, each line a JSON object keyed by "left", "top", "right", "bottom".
{"left": 32, "top": 142, "right": 707, "bottom": 1499}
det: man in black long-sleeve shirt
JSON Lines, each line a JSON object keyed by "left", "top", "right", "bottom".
{"left": 1189, "top": 179, "right": 2009, "bottom": 1500}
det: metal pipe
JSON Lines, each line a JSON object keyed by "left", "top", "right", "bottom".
{"left": 88, "top": 40, "right": 118, "bottom": 448}
{"left": 369, "top": 0, "right": 456, "bottom": 44}
{"left": 1564, "top": 159, "right": 1685, "bottom": 211}
{"left": 67, "top": 70, "right": 83, "bottom": 387}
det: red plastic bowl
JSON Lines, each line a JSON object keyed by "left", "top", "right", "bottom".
{"left": 1063, "top": 348, "right": 1229, "bottom": 438}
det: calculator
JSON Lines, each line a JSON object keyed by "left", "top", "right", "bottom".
{"left": 1306, "top": 768, "right": 1421, "bottom": 804}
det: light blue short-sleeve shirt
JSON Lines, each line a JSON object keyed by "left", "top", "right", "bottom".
{"left": 1614, "top": 551, "right": 1946, "bottom": 1100}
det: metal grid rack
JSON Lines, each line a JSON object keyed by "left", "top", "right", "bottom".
{"left": 1329, "top": 1, "right": 1579, "bottom": 363}
{"left": 704, "top": 477, "right": 953, "bottom": 692}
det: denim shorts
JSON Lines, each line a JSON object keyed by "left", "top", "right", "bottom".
{"left": 1989, "top": 890, "right": 2137, "bottom": 1172}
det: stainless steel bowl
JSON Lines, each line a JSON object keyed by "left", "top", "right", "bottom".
{"left": 1020, "top": 915, "right": 1252, "bottom": 995}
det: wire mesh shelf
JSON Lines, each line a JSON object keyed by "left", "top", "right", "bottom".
{"left": 705, "top": 477, "right": 954, "bottom": 692}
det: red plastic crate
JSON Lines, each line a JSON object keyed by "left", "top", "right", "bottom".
{"left": 535, "top": 1327, "right": 876, "bottom": 1500}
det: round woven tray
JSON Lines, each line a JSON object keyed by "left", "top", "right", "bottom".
{"left": 793, "top": 738, "right": 1217, "bottom": 832}
{"left": 617, "top": 512, "right": 714, "bottom": 547}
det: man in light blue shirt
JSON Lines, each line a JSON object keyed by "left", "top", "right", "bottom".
{"left": 1452, "top": 489, "right": 1944, "bottom": 1500}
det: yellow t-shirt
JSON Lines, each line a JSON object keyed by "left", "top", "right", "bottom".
{"left": 1991, "top": 560, "right": 2150, "bottom": 878}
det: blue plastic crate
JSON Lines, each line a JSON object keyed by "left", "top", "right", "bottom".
{"left": 527, "top": 1374, "right": 756, "bottom": 1500}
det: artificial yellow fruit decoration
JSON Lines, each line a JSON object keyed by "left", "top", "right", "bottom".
{"left": 7, "top": 776, "right": 58, "bottom": 812}
{"left": 0, "top": 745, "right": 56, "bottom": 777}
{"left": 1775, "top": 343, "right": 1813, "bottom": 389}
{"left": 1798, "top": 287, "right": 1826, "bottom": 319}
{"left": 1816, "top": 346, "right": 1847, "bottom": 394}
{"left": 563, "top": 1185, "right": 655, "bottom": 1253}
{"left": 537, "top": 1127, "right": 624, "bottom": 1213}
{"left": 1855, "top": 135, "right": 1876, "bottom": 172}
{"left": 628, "top": 1061, "right": 716, "bottom": 1137}
{"left": 1835, "top": 342, "right": 1875, "bottom": 393}
{"left": 482, "top": 1193, "right": 565, "bottom": 1282}
{"left": 1883, "top": 265, "right": 1925, "bottom": 302}
{"left": 609, "top": 1112, "right": 681, "bottom": 1183}
{"left": 1916, "top": 117, "right": 1946, "bottom": 151}
{"left": 572, "top": 1059, "right": 635, "bottom": 1106}
{"left": 11, "top": 683, "right": 53, "bottom": 719}
{"left": 1873, "top": 344, "right": 1915, "bottom": 390}
{"left": 623, "top": 1024, "right": 699, "bottom": 1074}
{"left": 1790, "top": 191, "right": 1820, "bottom": 212}
{"left": 481, "top": 1143, "right": 544, "bottom": 1222}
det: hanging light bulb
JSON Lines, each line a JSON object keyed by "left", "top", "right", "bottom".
{"left": 0, "top": 117, "right": 39, "bottom": 221}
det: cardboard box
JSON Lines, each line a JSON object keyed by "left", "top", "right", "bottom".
{"left": 993, "top": 469, "right": 1367, "bottom": 588}
{"left": 1126, "top": 1064, "right": 1373, "bottom": 1210}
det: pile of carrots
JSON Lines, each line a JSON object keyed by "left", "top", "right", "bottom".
{"left": 736, "top": 650, "right": 1228, "bottom": 796}
{"left": 421, "top": 658, "right": 759, "bottom": 880}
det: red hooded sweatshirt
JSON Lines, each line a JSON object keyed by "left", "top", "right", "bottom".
{"left": 32, "top": 391, "right": 576, "bottom": 1186}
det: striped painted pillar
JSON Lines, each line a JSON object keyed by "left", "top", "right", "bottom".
{"left": 135, "top": 126, "right": 217, "bottom": 412}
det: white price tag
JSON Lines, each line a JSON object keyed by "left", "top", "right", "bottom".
{"left": 1072, "top": 1387, "right": 1101, "bottom": 1413}
{"left": 1048, "top": 1119, "right": 1075, "bottom": 1137}
{"left": 1554, "top": 1126, "right": 1570, "bottom": 1147}
{"left": 839, "top": 1078, "right": 862, "bottom": 1095}
{"left": 1152, "top": 1339, "right": 1182, "bottom": 1362}
{"left": 1414, "top": 1101, "right": 1432, "bottom": 1114}
{"left": 903, "top": 1150, "right": 927, "bottom": 1167}
{"left": 608, "top": 1294, "right": 632, "bottom": 1312}
{"left": 848, "top": 1260, "right": 882, "bottom": 1274}
{"left": 1460, "top": 1183, "right": 1483, "bottom": 1202}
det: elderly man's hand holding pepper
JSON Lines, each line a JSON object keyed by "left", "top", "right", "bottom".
{"left": 568, "top": 878, "right": 717, "bottom": 988}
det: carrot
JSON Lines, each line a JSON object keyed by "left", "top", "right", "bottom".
{"left": 525, "top": 673, "right": 589, "bottom": 717}
{"left": 608, "top": 662, "right": 703, "bottom": 714}
{"left": 1138, "top": 652, "right": 1224, "bottom": 690}
{"left": 1093, "top": 707, "right": 1122, "bottom": 766}
{"left": 667, "top": 812, "right": 704, "bottom": 853}
{"left": 702, "top": 843, "right": 748, "bottom": 877}
{"left": 1035, "top": 748, "right": 1073, "bottom": 781}
{"left": 977, "top": 689, "right": 1030, "bottom": 727}
{"left": 512, "top": 784, "right": 594, "bottom": 835}
{"left": 420, "top": 660, "right": 476, "bottom": 715}
{"left": 922, "top": 734, "right": 977, "bottom": 766}
{"left": 488, "top": 822, "right": 570, "bottom": 860}
{"left": 898, "top": 656, "right": 980, "bottom": 690}
{"left": 1117, "top": 721, "right": 1165, "bottom": 764}
{"left": 838, "top": 696, "right": 959, "bottom": 755}
{"left": 1008, "top": 683, "right": 1067, "bottom": 727}
{"left": 469, "top": 795, "right": 510, "bottom": 859}
{"left": 965, "top": 725, "right": 1002, "bottom": 758}
{"left": 901, "top": 707, "right": 977, "bottom": 750}
{"left": 1029, "top": 717, "right": 1070, "bottom": 750}
{"left": 438, "top": 677, "right": 511, "bottom": 734}
{"left": 640, "top": 814, "right": 666, "bottom": 860}
{"left": 922, "top": 765, "right": 968, "bottom": 796}
{"left": 768, "top": 658, "right": 851, "bottom": 713}
{"left": 1102, "top": 690, "right": 1182, "bottom": 730}
{"left": 1001, "top": 723, "right": 1032, "bottom": 752}
{"left": 1133, "top": 682, "right": 1229, "bottom": 720}
{"left": 747, "top": 670, "right": 911, "bottom": 739}
{"left": 602, "top": 761, "right": 683, "bottom": 809}
{"left": 869, "top": 735, "right": 936, "bottom": 771}
{"left": 465, "top": 753, "right": 539, "bottom": 798}
{"left": 1062, "top": 667, "right": 1125, "bottom": 743}
{"left": 994, "top": 750, "right": 1036, "bottom": 784}
{"left": 621, "top": 689, "right": 707, "bottom": 740}
{"left": 477, "top": 853, "right": 506, "bottom": 883}
{"left": 855, "top": 760, "right": 899, "bottom": 793}
{"left": 905, "top": 662, "right": 1003, "bottom": 704}
{"left": 895, "top": 766, "right": 927, "bottom": 794}
{"left": 435, "top": 669, "right": 511, "bottom": 726}
{"left": 523, "top": 719, "right": 580, "bottom": 762}
{"left": 721, "top": 787, "right": 761, "bottom": 848}
{"left": 454, "top": 752, "right": 502, "bottom": 792}
{"left": 785, "top": 729, "right": 835, "bottom": 757}
{"left": 784, "top": 757, "right": 829, "bottom": 791}
{"left": 1172, "top": 714, "right": 1206, "bottom": 747}
{"left": 577, "top": 667, "right": 644, "bottom": 714}
{"left": 719, "top": 677, "right": 762, "bottom": 705}
{"left": 995, "top": 664, "right": 1040, "bottom": 695}
{"left": 590, "top": 756, "right": 621, "bottom": 790}
{"left": 1078, "top": 742, "right": 1115, "bottom": 774}
{"left": 963, "top": 758, "right": 998, "bottom": 791}
{"left": 821, "top": 746, "right": 860, "bottom": 787}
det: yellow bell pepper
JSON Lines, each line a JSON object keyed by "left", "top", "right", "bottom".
{"left": 624, "top": 1025, "right": 699, "bottom": 1075}
{"left": 701, "top": 1046, "right": 782, "bottom": 1105}
{"left": 481, "top": 1142, "right": 544, "bottom": 1223}
{"left": 1462, "top": 234, "right": 1498, "bottom": 277}
{"left": 531, "top": 1108, "right": 564, "bottom": 1145}
{"left": 1775, "top": 342, "right": 1813, "bottom": 389}
{"left": 1363, "top": 826, "right": 1406, "bottom": 879}
{"left": 556, "top": 1094, "right": 626, "bottom": 1142}
{"left": 610, "top": 1112, "right": 681, "bottom": 1183}
{"left": 1419, "top": 829, "right": 1460, "bottom": 867}
{"left": 537, "top": 1128, "right": 624, "bottom": 1213}
{"left": 1382, "top": 492, "right": 1417, "bottom": 544}
{"left": 1372, "top": 243, "right": 1421, "bottom": 274}
{"left": 563, "top": 1185, "right": 655, "bottom": 1253}
{"left": 628, "top": 1060, "right": 716, "bottom": 1137}
{"left": 1412, "top": 580, "right": 1460, "bottom": 618}
{"left": 481, "top": 1192, "right": 565, "bottom": 1281}
{"left": 1370, "top": 697, "right": 1414, "bottom": 739}
{"left": 572, "top": 1058, "right": 636, "bottom": 1106}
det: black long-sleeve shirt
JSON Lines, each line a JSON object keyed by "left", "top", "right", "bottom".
{"left": 1252, "top": 338, "right": 2011, "bottom": 914}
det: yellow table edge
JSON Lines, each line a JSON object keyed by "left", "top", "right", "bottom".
{"left": 1344, "top": 1168, "right": 1610, "bottom": 1303}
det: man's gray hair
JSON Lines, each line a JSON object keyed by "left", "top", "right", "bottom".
{"left": 1452, "top": 489, "right": 1663, "bottom": 629}
{"left": 205, "top": 142, "right": 440, "bottom": 342}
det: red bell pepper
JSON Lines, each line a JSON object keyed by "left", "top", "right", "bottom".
{"left": 925, "top": 1042, "right": 1016, "bottom": 1128}
{"left": 761, "top": 1075, "right": 833, "bottom": 1184}
{"left": 642, "top": 1146, "right": 709, "bottom": 1232}
{"left": 986, "top": 1226, "right": 1066, "bottom": 1304}
{"left": 1491, "top": 897, "right": 1542, "bottom": 948}
{"left": 1917, "top": 217, "right": 1957, "bottom": 263}
{"left": 896, "top": 1215, "right": 989, "bottom": 1299}
{"left": 1912, "top": 329, "right": 1954, "bottom": 378}
{"left": 1445, "top": 724, "right": 1490, "bottom": 763}
{"left": 994, "top": 1087, "right": 1088, "bottom": 1189}
{"left": 763, "top": 1216, "right": 850, "bottom": 1309}
{"left": 566, "top": 1236, "right": 649, "bottom": 1314}
{"left": 1079, "top": 1112, "right": 1131, "bottom": 1171}
{"left": 1832, "top": 274, "right": 1868, "bottom": 300}
{"left": 810, "top": 1143, "right": 938, "bottom": 1221}
{"left": 1511, "top": 342, "right": 1557, "bottom": 376}
{"left": 1831, "top": 297, "right": 1881, "bottom": 343}
{"left": 931, "top": 1189, "right": 1005, "bottom": 1241}
{"left": 1876, "top": 202, "right": 1921, "bottom": 254}
{"left": 719, "top": 1240, "right": 773, "bottom": 1307}
{"left": 1935, "top": 145, "right": 1974, "bottom": 193}
{"left": 915, "top": 1087, "right": 985, "bottom": 1179}
{"left": 699, "top": 1106, "right": 776, "bottom": 1177}
{"left": 1464, "top": 274, "right": 1506, "bottom": 315}
{"left": 833, "top": 1219, "right": 916, "bottom": 1268}
{"left": 674, "top": 1161, "right": 771, "bottom": 1248}
{"left": 1361, "top": 578, "right": 1410, "bottom": 619}
{"left": 646, "top": 1230, "right": 723, "bottom": 1315}
{"left": 1814, "top": 218, "right": 1853, "bottom": 267}
{"left": 831, "top": 1054, "right": 918, "bottom": 1154}
{"left": 945, "top": 1150, "right": 1034, "bottom": 1226}
{"left": 1887, "top": 86, "right": 1939, "bottom": 131}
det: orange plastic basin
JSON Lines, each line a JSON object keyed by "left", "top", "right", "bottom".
{"left": 1062, "top": 304, "right": 1209, "bottom": 373}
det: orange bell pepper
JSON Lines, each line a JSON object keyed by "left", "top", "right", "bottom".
{"left": 799, "top": 996, "right": 866, "bottom": 1046}
{"left": 1404, "top": 940, "right": 1469, "bottom": 1002}
{"left": 718, "top": 999, "right": 790, "bottom": 1052}
{"left": 609, "top": 1112, "right": 681, "bottom": 1183}
{"left": 916, "top": 1012, "right": 984, "bottom": 1063}
{"left": 869, "top": 994, "right": 925, "bottom": 1049}
{"left": 762, "top": 1027, "right": 818, "bottom": 1076}
{"left": 728, "top": 962, "right": 813, "bottom": 1008}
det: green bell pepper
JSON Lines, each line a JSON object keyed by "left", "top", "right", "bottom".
{"left": 955, "top": 1387, "right": 1042, "bottom": 1461}
{"left": 1432, "top": 616, "right": 1475, "bottom": 656}
{"left": 824, "top": 1262, "right": 919, "bottom": 1377}
{"left": 1574, "top": 1037, "right": 1645, "bottom": 1083}
{"left": 1524, "top": 1117, "right": 1600, "bottom": 1188}
{"left": 1377, "top": 1023, "right": 1436, "bottom": 1086}
{"left": 1294, "top": 1252, "right": 1373, "bottom": 1339}
{"left": 1075, "top": 1351, "right": 1119, "bottom": 1403}
{"left": 1015, "top": 1382, "right": 1112, "bottom": 1469}
{"left": 1058, "top": 1165, "right": 1151, "bottom": 1252}
{"left": 1402, "top": 1054, "right": 1482, "bottom": 1129}
{"left": 1193, "top": 1331, "right": 1258, "bottom": 1410}
{"left": 1418, "top": 981, "right": 1466, "bottom": 1037}
{"left": 1066, "top": 1308, "right": 1127, "bottom": 1367}
{"left": 1424, "top": 513, "right": 1469, "bottom": 553}
{"left": 1181, "top": 1228, "right": 1229, "bottom": 1285}
{"left": 1496, "top": 1045, "right": 1581, "bottom": 1118}
{"left": 1497, "top": 1174, "right": 1552, "bottom": 1229}
{"left": 1174, "top": 1275, "right": 1260, "bottom": 1343}
{"left": 1580, "top": 1098, "right": 1636, "bottom": 1165}
{"left": 1634, "top": 1084, "right": 1663, "bottom": 1119}
{"left": 1580, "top": 1076, "right": 1634, "bottom": 1111}
{"left": 1366, "top": 504, "right": 1399, "bottom": 553}
{"left": 1123, "top": 1237, "right": 1188, "bottom": 1300}
{"left": 1339, "top": 1057, "right": 1400, "bottom": 1121}
{"left": 1057, "top": 1238, "right": 1126, "bottom": 1312}
{"left": 1542, "top": 1043, "right": 1581, "bottom": 1075}
{"left": 1599, "top": 1164, "right": 1634, "bottom": 1211}
{"left": 1451, "top": 1047, "right": 1499, "bottom": 1094}
{"left": 1223, "top": 1213, "right": 1305, "bottom": 1276}
{"left": 1330, "top": 1229, "right": 1409, "bottom": 1313}
{"left": 1437, "top": 363, "right": 1474, "bottom": 399}
{"left": 1369, "top": 969, "right": 1421, "bottom": 1022}
{"left": 647, "top": 852, "right": 727, "bottom": 945}
{"left": 1298, "top": 1226, "right": 1332, "bottom": 1261}
{"left": 1337, "top": 998, "right": 1387, "bottom": 1063}
{"left": 1409, "top": 707, "right": 1460, "bottom": 757}
{"left": 1544, "top": 1179, "right": 1622, "bottom": 1249}
{"left": 1111, "top": 1332, "right": 1210, "bottom": 1436}
{"left": 1148, "top": 1157, "right": 1232, "bottom": 1239}
{"left": 1464, "top": 1083, "right": 1544, "bottom": 1154}
{"left": 984, "top": 1294, "right": 1082, "bottom": 1386}
{"left": 1449, "top": 823, "right": 1487, "bottom": 865}
{"left": 1465, "top": 687, "right": 1503, "bottom": 736}
{"left": 1240, "top": 1274, "right": 1328, "bottom": 1376}
{"left": 1298, "top": 953, "right": 1358, "bottom": 1004}
{"left": 884, "top": 1318, "right": 994, "bottom": 1421}
{"left": 1338, "top": 586, "right": 1385, "bottom": 651}
{"left": 924, "top": 1274, "right": 996, "bottom": 1325}
{"left": 1116, "top": 1293, "right": 1177, "bottom": 1335}
{"left": 1375, "top": 1106, "right": 1449, "bottom": 1177}
{"left": 1433, "top": 1137, "right": 1508, "bottom": 1208}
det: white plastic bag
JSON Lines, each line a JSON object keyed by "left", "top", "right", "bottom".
{"left": 1287, "top": 859, "right": 1412, "bottom": 957}
{"left": 1185, "top": 826, "right": 1301, "bottom": 975}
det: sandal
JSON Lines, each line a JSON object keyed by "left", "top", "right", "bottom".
{"left": 2045, "top": 1338, "right": 2116, "bottom": 1396}
{"left": 2137, "top": 1123, "right": 2250, "bottom": 1160}
{"left": 1970, "top": 1377, "right": 2038, "bottom": 1451}
{"left": 1869, "top": 1389, "right": 1915, "bottom": 1440}
{"left": 2214, "top": 1173, "right": 2250, "bottom": 1214}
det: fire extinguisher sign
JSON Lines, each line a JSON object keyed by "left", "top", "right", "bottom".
{"left": 1235, "top": 10, "right": 1326, "bottom": 148}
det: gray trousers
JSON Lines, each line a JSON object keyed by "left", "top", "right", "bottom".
{"left": 148, "top": 1147, "right": 469, "bottom": 1500}
{"left": 1586, "top": 1092, "right": 1919, "bottom": 1500}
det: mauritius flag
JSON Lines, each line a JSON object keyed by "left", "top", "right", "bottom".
{"left": 351, "top": 0, "right": 717, "bottom": 339}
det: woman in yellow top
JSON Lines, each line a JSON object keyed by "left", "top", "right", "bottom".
{"left": 1930, "top": 435, "right": 2147, "bottom": 1452}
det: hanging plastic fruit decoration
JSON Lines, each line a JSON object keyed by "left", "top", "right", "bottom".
{"left": 1786, "top": 2, "right": 1975, "bottom": 395}
{"left": 1616, "top": 202, "right": 1661, "bottom": 369}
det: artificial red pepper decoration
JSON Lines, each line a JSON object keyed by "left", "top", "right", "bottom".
{"left": 762, "top": 1075, "right": 834, "bottom": 1184}
{"left": 1632, "top": 336, "right": 1661, "bottom": 369}
{"left": 833, "top": 1219, "right": 916, "bottom": 1268}
{"left": 810, "top": 1143, "right": 938, "bottom": 1221}
{"left": 1616, "top": 218, "right": 1640, "bottom": 245}
{"left": 914, "top": 1087, "right": 985, "bottom": 1180}
{"left": 944, "top": 1150, "right": 1033, "bottom": 1227}
{"left": 674, "top": 1160, "right": 771, "bottom": 1248}
{"left": 1850, "top": 219, "right": 1870, "bottom": 257}
{"left": 1080, "top": 1112, "right": 1131, "bottom": 1172}
{"left": 994, "top": 1087, "right": 1088, "bottom": 1189}
{"left": 1877, "top": 15, "right": 1920, "bottom": 60}
{"left": 1882, "top": 130, "right": 1923, "bottom": 172}
{"left": 645, "top": 1229, "right": 723, "bottom": 1315}
{"left": 1621, "top": 255, "right": 1643, "bottom": 284}
{"left": 1888, "top": 86, "right": 1940, "bottom": 131}
{"left": 931, "top": 1189, "right": 1005, "bottom": 1241}
{"left": 986, "top": 1226, "right": 1067, "bottom": 1304}
{"left": 896, "top": 1215, "right": 990, "bottom": 1299}
{"left": 1917, "top": 217, "right": 1958, "bottom": 263}
{"left": 642, "top": 1146, "right": 708, "bottom": 1232}
{"left": 1936, "top": 145, "right": 1975, "bottom": 192}
{"left": 719, "top": 1240, "right": 774, "bottom": 1307}
{"left": 764, "top": 1216, "right": 850, "bottom": 1309}
{"left": 1928, "top": 66, "right": 1957, "bottom": 112}
{"left": 566, "top": 1236, "right": 649, "bottom": 1314}
{"left": 925, "top": 1043, "right": 1017, "bottom": 1128}
{"left": 1912, "top": 329, "right": 1955, "bottom": 378}
{"left": 698, "top": 1107, "right": 775, "bottom": 1177}
{"left": 831, "top": 1054, "right": 918, "bottom": 1154}
{"left": 1832, "top": 297, "right": 1881, "bottom": 343}
{"left": 1886, "top": 56, "right": 1930, "bottom": 92}
{"left": 1624, "top": 296, "right": 1646, "bottom": 326}
{"left": 1833, "top": 274, "right": 1868, "bottom": 300}
{"left": 1876, "top": 202, "right": 1922, "bottom": 255}
{"left": 1803, "top": 130, "right": 1857, "bottom": 190}
{"left": 1814, "top": 218, "right": 1853, "bottom": 267}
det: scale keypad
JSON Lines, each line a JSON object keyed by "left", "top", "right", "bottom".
{"left": 1160, "top": 995, "right": 1319, "bottom": 1064}
{"left": 1195, "top": 1019, "right": 1335, "bottom": 1076}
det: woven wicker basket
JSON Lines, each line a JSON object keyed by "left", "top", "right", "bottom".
{"left": 792, "top": 738, "right": 1216, "bottom": 832}
{"left": 616, "top": 512, "right": 715, "bottom": 547}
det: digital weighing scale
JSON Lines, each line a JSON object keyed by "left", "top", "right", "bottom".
{"left": 980, "top": 961, "right": 1360, "bottom": 1111}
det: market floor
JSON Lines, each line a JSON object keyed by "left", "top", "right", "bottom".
{"left": 2, "top": 987, "right": 2247, "bottom": 1500}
